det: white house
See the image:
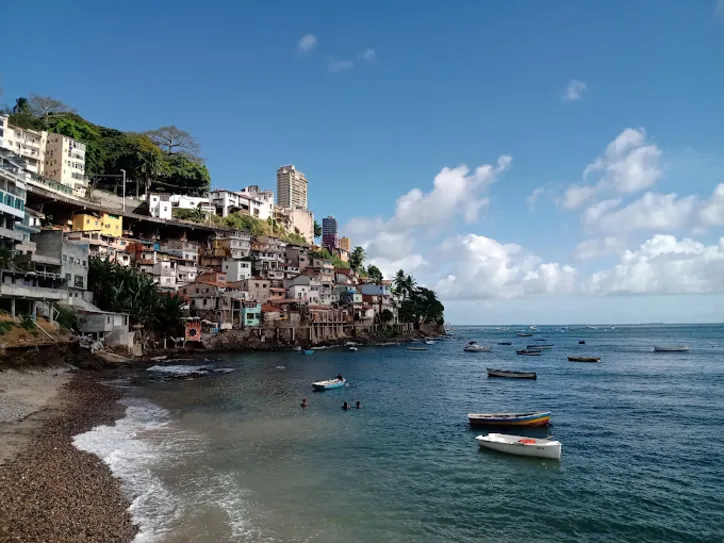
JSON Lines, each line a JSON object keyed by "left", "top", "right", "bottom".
{"left": 148, "top": 193, "right": 172, "bottom": 220}
{"left": 169, "top": 194, "right": 214, "bottom": 214}
{"left": 210, "top": 188, "right": 273, "bottom": 221}
{"left": 222, "top": 259, "right": 252, "bottom": 282}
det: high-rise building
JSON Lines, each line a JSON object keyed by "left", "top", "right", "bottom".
{"left": 339, "top": 237, "right": 350, "bottom": 252}
{"left": 322, "top": 216, "right": 338, "bottom": 251}
{"left": 45, "top": 133, "right": 87, "bottom": 197}
{"left": 276, "top": 165, "right": 308, "bottom": 210}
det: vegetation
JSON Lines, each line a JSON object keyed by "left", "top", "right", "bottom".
{"left": 56, "top": 305, "right": 79, "bottom": 331}
{"left": 88, "top": 257, "right": 187, "bottom": 335}
{"left": 309, "top": 248, "right": 349, "bottom": 269}
{"left": 20, "top": 314, "right": 36, "bottom": 332}
{"left": 393, "top": 269, "right": 417, "bottom": 299}
{"left": 366, "top": 265, "right": 383, "bottom": 283}
{"left": 0, "top": 321, "right": 13, "bottom": 336}
{"left": 173, "top": 208, "right": 209, "bottom": 222}
{"left": 3, "top": 94, "right": 211, "bottom": 197}
{"left": 393, "top": 269, "right": 444, "bottom": 327}
{"left": 349, "top": 246, "right": 366, "bottom": 271}
{"left": 313, "top": 220, "right": 322, "bottom": 239}
{"left": 380, "top": 308, "right": 394, "bottom": 323}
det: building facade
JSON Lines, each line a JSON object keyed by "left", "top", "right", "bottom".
{"left": 0, "top": 115, "right": 47, "bottom": 175}
{"left": 44, "top": 133, "right": 87, "bottom": 197}
{"left": 339, "top": 237, "right": 350, "bottom": 252}
{"left": 322, "top": 216, "right": 338, "bottom": 250}
{"left": 276, "top": 165, "right": 308, "bottom": 210}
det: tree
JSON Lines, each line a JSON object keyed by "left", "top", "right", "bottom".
{"left": 104, "top": 133, "right": 167, "bottom": 196}
{"left": 313, "top": 220, "right": 322, "bottom": 238}
{"left": 28, "top": 94, "right": 76, "bottom": 128}
{"left": 144, "top": 125, "right": 202, "bottom": 162}
{"left": 394, "top": 269, "right": 407, "bottom": 296}
{"left": 8, "top": 97, "right": 41, "bottom": 130}
{"left": 350, "top": 246, "right": 366, "bottom": 271}
{"left": 398, "top": 284, "right": 445, "bottom": 328}
{"left": 157, "top": 153, "right": 210, "bottom": 196}
{"left": 380, "top": 308, "right": 394, "bottom": 324}
{"left": 13, "top": 97, "right": 30, "bottom": 114}
{"left": 366, "top": 264, "right": 383, "bottom": 283}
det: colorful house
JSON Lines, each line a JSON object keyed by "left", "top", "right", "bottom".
{"left": 71, "top": 212, "right": 123, "bottom": 238}
{"left": 241, "top": 302, "right": 262, "bottom": 327}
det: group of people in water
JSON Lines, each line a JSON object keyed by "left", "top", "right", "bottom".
{"left": 301, "top": 373, "right": 361, "bottom": 410}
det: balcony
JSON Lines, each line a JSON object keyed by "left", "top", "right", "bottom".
{"left": 0, "top": 283, "right": 67, "bottom": 300}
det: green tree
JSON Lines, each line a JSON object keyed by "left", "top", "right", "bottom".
{"left": 349, "top": 246, "right": 366, "bottom": 271}
{"left": 398, "top": 284, "right": 445, "bottom": 328}
{"left": 366, "top": 264, "right": 383, "bottom": 283}
{"left": 380, "top": 308, "right": 394, "bottom": 323}
{"left": 394, "top": 269, "right": 406, "bottom": 296}
{"left": 157, "top": 153, "right": 210, "bottom": 196}
{"left": 143, "top": 125, "right": 202, "bottom": 163}
{"left": 313, "top": 220, "right": 322, "bottom": 238}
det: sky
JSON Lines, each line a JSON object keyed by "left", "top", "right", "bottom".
{"left": 2, "top": 0, "right": 724, "bottom": 324}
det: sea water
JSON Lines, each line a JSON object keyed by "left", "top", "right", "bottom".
{"left": 74, "top": 324, "right": 724, "bottom": 542}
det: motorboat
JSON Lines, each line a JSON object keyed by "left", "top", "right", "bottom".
{"left": 654, "top": 345, "right": 689, "bottom": 352}
{"left": 312, "top": 378, "right": 346, "bottom": 391}
{"left": 464, "top": 342, "right": 491, "bottom": 352}
{"left": 349, "top": 346, "right": 358, "bottom": 352}
{"left": 568, "top": 356, "right": 601, "bottom": 363}
{"left": 516, "top": 349, "right": 542, "bottom": 356}
{"left": 468, "top": 411, "right": 551, "bottom": 427}
{"left": 487, "top": 368, "right": 537, "bottom": 379}
{"left": 497, "top": 342, "right": 512, "bottom": 346}
{"left": 425, "top": 340, "right": 437, "bottom": 345}
{"left": 475, "top": 433, "right": 561, "bottom": 460}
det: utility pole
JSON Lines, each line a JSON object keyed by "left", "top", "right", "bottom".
{"left": 120, "top": 169, "right": 127, "bottom": 212}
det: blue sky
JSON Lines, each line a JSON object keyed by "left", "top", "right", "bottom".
{"left": 3, "top": 0, "right": 724, "bottom": 324}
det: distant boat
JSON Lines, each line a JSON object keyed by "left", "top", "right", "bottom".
{"left": 568, "top": 356, "right": 601, "bottom": 363}
{"left": 533, "top": 338, "right": 548, "bottom": 342}
{"left": 468, "top": 411, "right": 551, "bottom": 427}
{"left": 497, "top": 342, "right": 512, "bottom": 346}
{"left": 303, "top": 349, "right": 314, "bottom": 355}
{"left": 425, "top": 340, "right": 437, "bottom": 345}
{"left": 654, "top": 345, "right": 689, "bottom": 352}
{"left": 292, "top": 346, "right": 302, "bottom": 351}
{"left": 475, "top": 433, "right": 561, "bottom": 460}
{"left": 516, "top": 349, "right": 542, "bottom": 356}
{"left": 527, "top": 344, "right": 553, "bottom": 350}
{"left": 312, "top": 378, "right": 346, "bottom": 391}
{"left": 464, "top": 342, "right": 491, "bottom": 352}
{"left": 349, "top": 346, "right": 358, "bottom": 352}
{"left": 529, "top": 326, "right": 538, "bottom": 330}
{"left": 407, "top": 347, "right": 428, "bottom": 351}
{"left": 487, "top": 368, "right": 537, "bottom": 379}
{"left": 516, "top": 333, "right": 533, "bottom": 337}
{"left": 578, "top": 340, "right": 586, "bottom": 345}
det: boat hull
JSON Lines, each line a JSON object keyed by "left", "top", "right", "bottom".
{"left": 476, "top": 434, "right": 561, "bottom": 460}
{"left": 487, "top": 368, "right": 537, "bottom": 379}
{"left": 516, "top": 350, "right": 542, "bottom": 356}
{"left": 464, "top": 346, "right": 491, "bottom": 352}
{"left": 568, "top": 356, "right": 600, "bottom": 362}
{"left": 468, "top": 412, "right": 551, "bottom": 427}
{"left": 312, "top": 379, "right": 346, "bottom": 391}
{"left": 653, "top": 346, "right": 688, "bottom": 352}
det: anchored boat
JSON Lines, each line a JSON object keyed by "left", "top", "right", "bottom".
{"left": 487, "top": 368, "right": 537, "bottom": 379}
{"left": 568, "top": 356, "right": 601, "bottom": 362}
{"left": 475, "top": 433, "right": 561, "bottom": 460}
{"left": 654, "top": 345, "right": 689, "bottom": 352}
{"left": 527, "top": 344, "right": 553, "bottom": 349}
{"left": 468, "top": 411, "right": 551, "bottom": 427}
{"left": 516, "top": 349, "right": 542, "bottom": 356}
{"left": 464, "top": 342, "right": 491, "bottom": 352}
{"left": 312, "top": 378, "right": 346, "bottom": 391}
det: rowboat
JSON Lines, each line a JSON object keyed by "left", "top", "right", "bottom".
{"left": 497, "top": 342, "right": 512, "bottom": 345}
{"left": 407, "top": 347, "right": 428, "bottom": 351}
{"left": 516, "top": 333, "right": 533, "bottom": 337}
{"left": 468, "top": 411, "right": 551, "bottom": 427}
{"left": 475, "top": 433, "right": 561, "bottom": 460}
{"left": 654, "top": 345, "right": 689, "bottom": 352}
{"left": 487, "top": 368, "right": 537, "bottom": 379}
{"left": 516, "top": 349, "right": 542, "bottom": 356}
{"left": 312, "top": 378, "right": 346, "bottom": 391}
{"left": 527, "top": 344, "right": 553, "bottom": 349}
{"left": 464, "top": 342, "right": 491, "bottom": 352}
{"left": 568, "top": 356, "right": 600, "bottom": 362}
{"left": 303, "top": 349, "right": 314, "bottom": 355}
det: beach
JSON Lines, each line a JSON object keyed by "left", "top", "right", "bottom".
{"left": 0, "top": 370, "right": 136, "bottom": 543}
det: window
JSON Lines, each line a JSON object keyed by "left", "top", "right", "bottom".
{"left": 74, "top": 275, "right": 84, "bottom": 288}
{"left": 65, "top": 273, "right": 71, "bottom": 282}
{"left": 63, "top": 254, "right": 68, "bottom": 263}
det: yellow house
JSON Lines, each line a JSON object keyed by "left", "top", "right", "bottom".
{"left": 71, "top": 213, "right": 123, "bottom": 237}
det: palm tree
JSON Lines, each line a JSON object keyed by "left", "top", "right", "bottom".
{"left": 350, "top": 246, "right": 366, "bottom": 271}
{"left": 404, "top": 274, "right": 417, "bottom": 296}
{"left": 313, "top": 220, "right": 322, "bottom": 239}
{"left": 393, "top": 269, "right": 406, "bottom": 296}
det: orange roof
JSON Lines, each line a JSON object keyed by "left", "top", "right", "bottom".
{"left": 261, "top": 304, "right": 279, "bottom": 313}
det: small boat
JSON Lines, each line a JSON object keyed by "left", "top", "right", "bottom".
{"left": 497, "top": 342, "right": 512, "bottom": 346}
{"left": 568, "top": 356, "right": 601, "bottom": 363}
{"left": 475, "top": 433, "right": 561, "bottom": 460}
{"left": 487, "top": 368, "right": 537, "bottom": 379}
{"left": 516, "top": 333, "right": 533, "bottom": 337}
{"left": 533, "top": 338, "right": 547, "bottom": 342}
{"left": 303, "top": 349, "right": 314, "bottom": 355}
{"left": 516, "top": 349, "right": 542, "bottom": 356}
{"left": 468, "top": 411, "right": 551, "bottom": 427}
{"left": 527, "top": 344, "right": 553, "bottom": 349}
{"left": 407, "top": 347, "right": 428, "bottom": 351}
{"left": 654, "top": 345, "right": 689, "bottom": 352}
{"left": 425, "top": 340, "right": 437, "bottom": 345}
{"left": 578, "top": 340, "right": 586, "bottom": 345}
{"left": 312, "top": 378, "right": 346, "bottom": 391}
{"left": 464, "top": 342, "right": 491, "bottom": 352}
{"left": 292, "top": 346, "right": 302, "bottom": 351}
{"left": 349, "top": 347, "right": 358, "bottom": 352}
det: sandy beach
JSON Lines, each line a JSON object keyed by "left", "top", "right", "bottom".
{"left": 0, "top": 370, "right": 136, "bottom": 543}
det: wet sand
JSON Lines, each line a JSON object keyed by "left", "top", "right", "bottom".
{"left": 0, "top": 373, "right": 136, "bottom": 543}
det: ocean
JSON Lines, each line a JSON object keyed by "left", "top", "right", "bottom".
{"left": 74, "top": 325, "right": 724, "bottom": 543}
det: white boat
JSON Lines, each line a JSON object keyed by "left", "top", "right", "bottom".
{"left": 349, "top": 346, "right": 358, "bottom": 352}
{"left": 464, "top": 342, "right": 491, "bottom": 352}
{"left": 654, "top": 345, "right": 689, "bottom": 352}
{"left": 475, "top": 433, "right": 561, "bottom": 460}
{"left": 425, "top": 340, "right": 437, "bottom": 345}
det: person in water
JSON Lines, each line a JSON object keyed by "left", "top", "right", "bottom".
{"left": 342, "top": 401, "right": 350, "bottom": 411}
{"left": 355, "top": 401, "right": 361, "bottom": 409}
{"left": 336, "top": 373, "right": 343, "bottom": 381}
{"left": 301, "top": 398, "right": 308, "bottom": 408}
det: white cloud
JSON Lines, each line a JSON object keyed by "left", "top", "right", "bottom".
{"left": 434, "top": 234, "right": 576, "bottom": 300}
{"left": 562, "top": 79, "right": 587, "bottom": 101}
{"left": 574, "top": 236, "right": 624, "bottom": 260}
{"left": 699, "top": 183, "right": 724, "bottom": 226}
{"left": 328, "top": 59, "right": 355, "bottom": 72}
{"left": 527, "top": 187, "right": 545, "bottom": 211}
{"left": 562, "top": 128, "right": 663, "bottom": 208}
{"left": 357, "top": 48, "right": 376, "bottom": 62}
{"left": 297, "top": 34, "right": 318, "bottom": 54}
{"left": 587, "top": 235, "right": 724, "bottom": 295}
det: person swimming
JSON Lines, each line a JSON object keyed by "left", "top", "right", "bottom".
{"left": 355, "top": 401, "right": 361, "bottom": 409}
{"left": 342, "top": 401, "right": 350, "bottom": 411}
{"left": 301, "top": 398, "right": 308, "bottom": 408}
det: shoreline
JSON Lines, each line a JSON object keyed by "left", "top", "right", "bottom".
{"left": 0, "top": 372, "right": 136, "bottom": 543}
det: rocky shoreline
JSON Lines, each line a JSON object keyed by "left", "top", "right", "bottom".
{"left": 0, "top": 374, "right": 136, "bottom": 543}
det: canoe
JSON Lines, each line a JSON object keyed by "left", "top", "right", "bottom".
{"left": 475, "top": 433, "right": 561, "bottom": 460}
{"left": 568, "top": 356, "right": 601, "bottom": 362}
{"left": 464, "top": 343, "right": 491, "bottom": 352}
{"left": 527, "top": 344, "right": 553, "bottom": 349}
{"left": 303, "top": 349, "right": 314, "bottom": 355}
{"left": 654, "top": 345, "right": 689, "bottom": 352}
{"left": 497, "top": 342, "right": 512, "bottom": 345}
{"left": 312, "top": 378, "right": 346, "bottom": 391}
{"left": 468, "top": 411, "right": 551, "bottom": 427}
{"left": 516, "top": 349, "right": 542, "bottom": 356}
{"left": 487, "top": 368, "right": 537, "bottom": 379}
{"left": 407, "top": 347, "right": 428, "bottom": 351}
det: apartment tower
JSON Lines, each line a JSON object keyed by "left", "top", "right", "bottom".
{"left": 276, "top": 165, "right": 308, "bottom": 209}
{"left": 322, "top": 216, "right": 338, "bottom": 251}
